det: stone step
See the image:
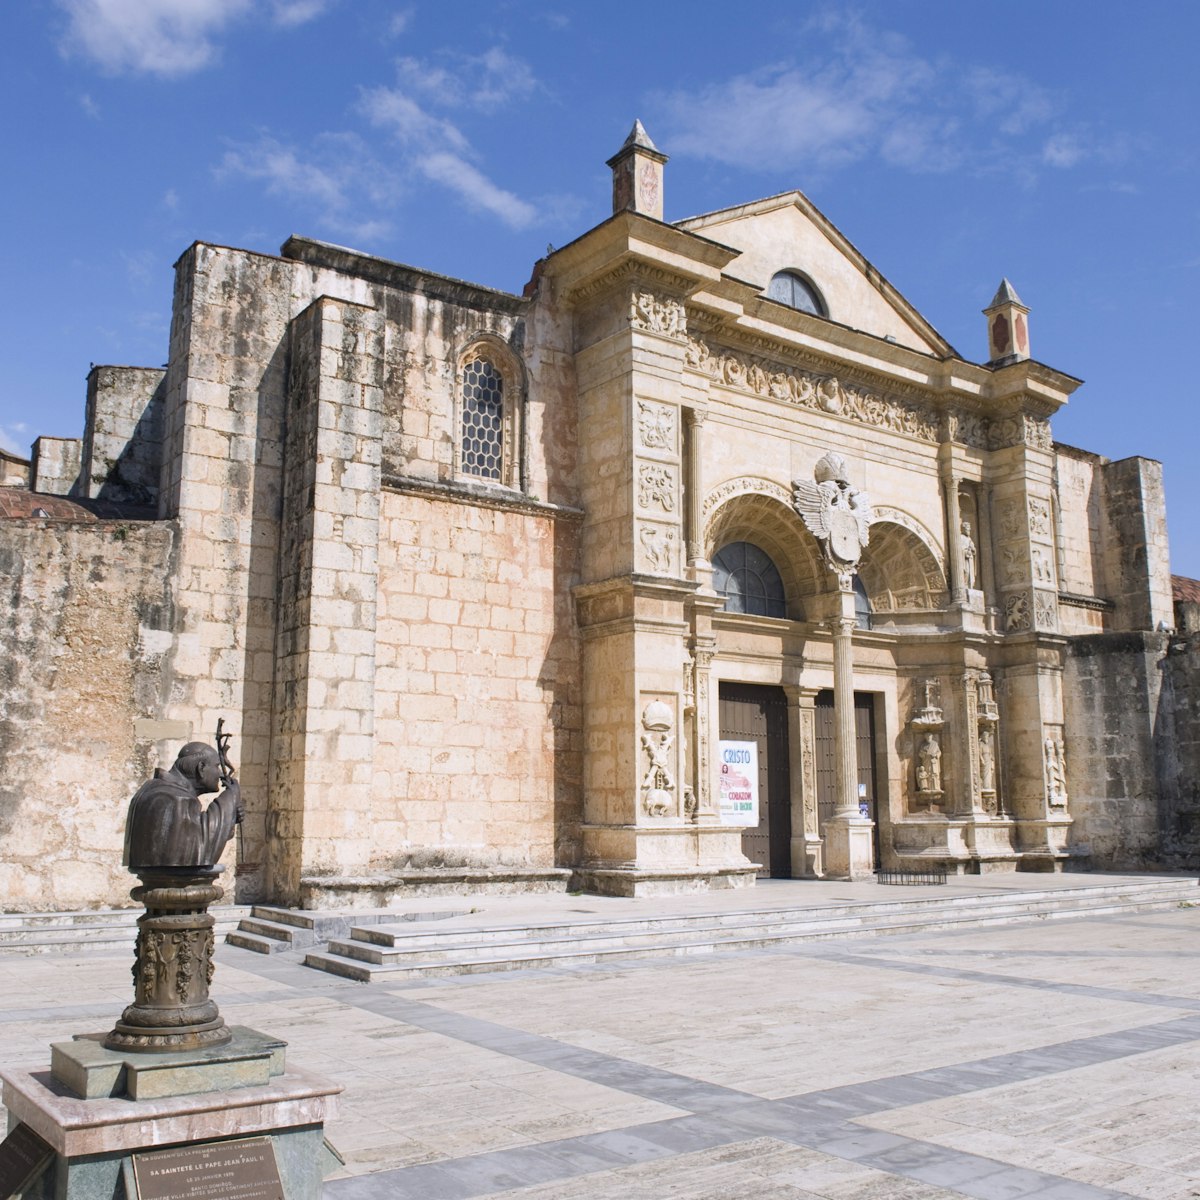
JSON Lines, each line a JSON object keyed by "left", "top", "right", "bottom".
{"left": 343, "top": 879, "right": 1197, "bottom": 955}
{"left": 302, "top": 883, "right": 1196, "bottom": 982}
{"left": 226, "top": 904, "right": 472, "bottom": 955}
{"left": 0, "top": 906, "right": 251, "bottom": 956}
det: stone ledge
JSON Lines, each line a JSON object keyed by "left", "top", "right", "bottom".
{"left": 571, "top": 865, "right": 758, "bottom": 898}
{"left": 299, "top": 867, "right": 573, "bottom": 909}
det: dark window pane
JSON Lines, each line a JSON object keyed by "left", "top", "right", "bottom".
{"left": 713, "top": 541, "right": 786, "bottom": 618}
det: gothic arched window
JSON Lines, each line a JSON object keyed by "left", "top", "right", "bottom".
{"left": 713, "top": 541, "right": 787, "bottom": 618}
{"left": 461, "top": 357, "right": 505, "bottom": 481}
{"left": 767, "top": 270, "right": 826, "bottom": 317}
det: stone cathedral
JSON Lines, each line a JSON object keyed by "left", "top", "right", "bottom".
{"left": 3, "top": 124, "right": 1196, "bottom": 912}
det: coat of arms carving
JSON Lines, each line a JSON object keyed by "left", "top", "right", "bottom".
{"left": 792, "top": 452, "right": 873, "bottom": 573}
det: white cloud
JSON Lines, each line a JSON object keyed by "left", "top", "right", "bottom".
{"left": 356, "top": 49, "right": 544, "bottom": 230}
{"left": 416, "top": 153, "right": 537, "bottom": 229}
{"left": 386, "top": 8, "right": 413, "bottom": 38}
{"left": 57, "top": 0, "right": 327, "bottom": 78}
{"left": 657, "top": 15, "right": 1080, "bottom": 181}
{"left": 79, "top": 92, "right": 100, "bottom": 119}
{"left": 216, "top": 132, "right": 404, "bottom": 244}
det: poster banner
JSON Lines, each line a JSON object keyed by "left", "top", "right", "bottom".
{"left": 718, "top": 740, "right": 759, "bottom": 826}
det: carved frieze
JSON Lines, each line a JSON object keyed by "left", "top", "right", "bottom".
{"left": 637, "top": 463, "right": 676, "bottom": 512}
{"left": 683, "top": 333, "right": 940, "bottom": 442}
{"left": 630, "top": 291, "right": 686, "bottom": 339}
{"left": 1034, "top": 591, "right": 1059, "bottom": 630}
{"left": 990, "top": 413, "right": 1052, "bottom": 451}
{"left": 1028, "top": 498, "right": 1052, "bottom": 538}
{"left": 637, "top": 400, "right": 676, "bottom": 452}
{"left": 702, "top": 476, "right": 792, "bottom": 517}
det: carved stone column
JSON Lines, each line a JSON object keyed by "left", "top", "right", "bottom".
{"left": 785, "top": 686, "right": 823, "bottom": 877}
{"left": 106, "top": 868, "right": 231, "bottom": 1053}
{"left": 941, "top": 460, "right": 965, "bottom": 602}
{"left": 822, "top": 596, "right": 875, "bottom": 880}
{"left": 684, "top": 406, "right": 708, "bottom": 570}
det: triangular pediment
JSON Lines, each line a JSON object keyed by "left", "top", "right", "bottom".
{"left": 677, "top": 191, "right": 956, "bottom": 358}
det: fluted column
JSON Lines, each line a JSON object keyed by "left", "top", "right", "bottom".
{"left": 832, "top": 610, "right": 860, "bottom": 819}
{"left": 684, "top": 406, "right": 708, "bottom": 568}
{"left": 942, "top": 465, "right": 964, "bottom": 603}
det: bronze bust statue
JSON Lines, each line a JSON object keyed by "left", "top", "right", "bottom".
{"left": 123, "top": 741, "right": 243, "bottom": 870}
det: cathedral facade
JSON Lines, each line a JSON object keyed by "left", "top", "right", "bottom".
{"left": 1, "top": 125, "right": 1190, "bottom": 911}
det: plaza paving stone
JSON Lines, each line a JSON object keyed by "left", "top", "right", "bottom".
{"left": 1, "top": 877, "right": 1197, "bottom": 1198}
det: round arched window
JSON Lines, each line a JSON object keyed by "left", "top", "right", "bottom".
{"left": 767, "top": 270, "right": 826, "bottom": 317}
{"left": 713, "top": 542, "right": 787, "bottom": 618}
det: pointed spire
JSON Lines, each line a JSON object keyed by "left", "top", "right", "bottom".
{"left": 606, "top": 119, "right": 668, "bottom": 220}
{"left": 983, "top": 277, "right": 1030, "bottom": 365}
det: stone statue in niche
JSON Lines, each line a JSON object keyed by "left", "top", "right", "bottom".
{"left": 978, "top": 726, "right": 996, "bottom": 794}
{"left": 960, "top": 520, "right": 977, "bottom": 590}
{"left": 1044, "top": 734, "right": 1068, "bottom": 805}
{"left": 916, "top": 732, "right": 942, "bottom": 794}
{"left": 640, "top": 700, "right": 676, "bottom": 817}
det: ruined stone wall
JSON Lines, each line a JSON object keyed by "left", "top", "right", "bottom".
{"left": 81, "top": 366, "right": 166, "bottom": 505}
{"left": 0, "top": 519, "right": 177, "bottom": 910}
{"left": 1062, "top": 632, "right": 1167, "bottom": 868}
{"left": 372, "top": 487, "right": 583, "bottom": 869}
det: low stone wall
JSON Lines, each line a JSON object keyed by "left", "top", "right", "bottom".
{"left": 0, "top": 518, "right": 177, "bottom": 910}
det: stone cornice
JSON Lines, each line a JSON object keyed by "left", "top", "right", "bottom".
{"left": 381, "top": 475, "right": 584, "bottom": 521}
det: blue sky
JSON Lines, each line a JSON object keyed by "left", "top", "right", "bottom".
{"left": 3, "top": 1, "right": 1198, "bottom": 572}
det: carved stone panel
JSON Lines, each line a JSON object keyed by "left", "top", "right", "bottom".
{"left": 630, "top": 291, "right": 687, "bottom": 339}
{"left": 1005, "top": 591, "right": 1032, "bottom": 631}
{"left": 637, "top": 462, "right": 677, "bottom": 513}
{"left": 640, "top": 698, "right": 677, "bottom": 818}
{"left": 637, "top": 521, "right": 679, "bottom": 576}
{"left": 636, "top": 400, "right": 677, "bottom": 454}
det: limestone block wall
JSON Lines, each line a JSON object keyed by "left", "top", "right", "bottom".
{"left": 80, "top": 366, "right": 166, "bottom": 505}
{"left": 1101, "top": 457, "right": 1173, "bottom": 633}
{"left": 1053, "top": 446, "right": 1106, "bottom": 600}
{"left": 0, "top": 519, "right": 177, "bottom": 910}
{"left": 1063, "top": 631, "right": 1167, "bottom": 867}
{"left": 1156, "top": 636, "right": 1200, "bottom": 868}
{"left": 372, "top": 487, "right": 583, "bottom": 869}
{"left": 31, "top": 437, "right": 82, "bottom": 496}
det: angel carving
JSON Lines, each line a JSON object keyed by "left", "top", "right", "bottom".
{"left": 792, "top": 452, "right": 873, "bottom": 570}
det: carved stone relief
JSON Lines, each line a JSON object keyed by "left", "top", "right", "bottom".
{"left": 702, "top": 476, "right": 793, "bottom": 518}
{"left": 637, "top": 463, "right": 676, "bottom": 512}
{"left": 975, "top": 672, "right": 1001, "bottom": 816}
{"left": 910, "top": 679, "right": 945, "bottom": 812}
{"left": 630, "top": 292, "right": 686, "bottom": 338}
{"left": 1031, "top": 547, "right": 1055, "bottom": 584}
{"left": 640, "top": 700, "right": 676, "bottom": 817}
{"left": 990, "top": 414, "right": 1052, "bottom": 451}
{"left": 684, "top": 333, "right": 940, "bottom": 442}
{"left": 1005, "top": 591, "right": 1032, "bottom": 631}
{"left": 1028, "top": 498, "right": 1051, "bottom": 537}
{"left": 638, "top": 522, "right": 678, "bottom": 576}
{"left": 998, "top": 499, "right": 1023, "bottom": 540}
{"left": 1000, "top": 544, "right": 1025, "bottom": 586}
{"left": 636, "top": 400, "right": 676, "bottom": 452}
{"left": 800, "top": 707, "right": 818, "bottom": 834}
{"left": 1034, "top": 591, "right": 1059, "bottom": 630}
{"left": 1044, "top": 732, "right": 1068, "bottom": 807}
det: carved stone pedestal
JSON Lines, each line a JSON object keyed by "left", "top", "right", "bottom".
{"left": 106, "top": 867, "right": 230, "bottom": 1053}
{"left": 822, "top": 815, "right": 876, "bottom": 881}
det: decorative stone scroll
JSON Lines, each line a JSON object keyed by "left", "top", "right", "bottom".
{"left": 640, "top": 700, "right": 676, "bottom": 817}
{"left": 684, "top": 334, "right": 939, "bottom": 442}
{"left": 637, "top": 463, "right": 676, "bottom": 512}
{"left": 630, "top": 291, "right": 686, "bottom": 339}
{"left": 1005, "top": 591, "right": 1031, "bottom": 631}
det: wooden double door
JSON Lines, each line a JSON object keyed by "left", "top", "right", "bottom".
{"left": 718, "top": 684, "right": 881, "bottom": 877}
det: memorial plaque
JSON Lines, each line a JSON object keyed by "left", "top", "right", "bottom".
{"left": 132, "top": 1137, "right": 283, "bottom": 1200}
{"left": 0, "top": 1122, "right": 53, "bottom": 1199}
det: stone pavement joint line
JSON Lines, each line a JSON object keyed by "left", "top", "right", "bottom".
{"left": 323, "top": 980, "right": 1200, "bottom": 1198}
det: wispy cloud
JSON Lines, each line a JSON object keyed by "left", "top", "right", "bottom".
{"left": 656, "top": 13, "right": 1083, "bottom": 182}
{"left": 216, "top": 132, "right": 405, "bottom": 243}
{"left": 358, "top": 48, "right": 544, "bottom": 230}
{"left": 79, "top": 92, "right": 100, "bottom": 119}
{"left": 56, "top": 0, "right": 327, "bottom": 78}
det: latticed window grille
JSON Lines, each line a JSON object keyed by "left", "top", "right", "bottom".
{"left": 461, "top": 358, "right": 504, "bottom": 480}
{"left": 713, "top": 541, "right": 787, "bottom": 618}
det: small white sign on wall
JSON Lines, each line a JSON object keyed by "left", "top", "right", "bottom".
{"left": 718, "top": 740, "right": 759, "bottom": 826}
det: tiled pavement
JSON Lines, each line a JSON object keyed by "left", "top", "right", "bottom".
{"left": 1, "top": 878, "right": 1198, "bottom": 1199}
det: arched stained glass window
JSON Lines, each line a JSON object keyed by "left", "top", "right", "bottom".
{"left": 461, "top": 358, "right": 504, "bottom": 481}
{"left": 713, "top": 541, "right": 787, "bottom": 618}
{"left": 767, "top": 270, "right": 826, "bottom": 317}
